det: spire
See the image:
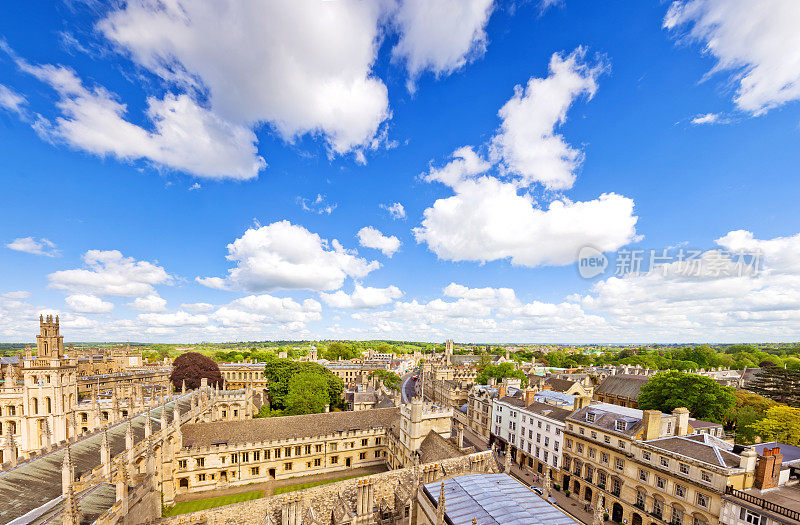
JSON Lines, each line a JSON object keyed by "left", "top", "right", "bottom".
{"left": 181, "top": 379, "right": 186, "bottom": 396}
{"left": 62, "top": 483, "right": 80, "bottom": 525}
{"left": 62, "top": 446, "right": 73, "bottom": 495}
{"left": 436, "top": 482, "right": 446, "bottom": 525}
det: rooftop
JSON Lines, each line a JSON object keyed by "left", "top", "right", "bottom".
{"left": 595, "top": 374, "right": 649, "bottom": 400}
{"left": 181, "top": 407, "right": 400, "bottom": 448}
{"left": 422, "top": 473, "right": 578, "bottom": 525}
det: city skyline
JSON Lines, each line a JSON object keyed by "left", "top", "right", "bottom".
{"left": 2, "top": 1, "right": 800, "bottom": 343}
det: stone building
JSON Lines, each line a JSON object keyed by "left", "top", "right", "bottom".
{"left": 561, "top": 402, "right": 783, "bottom": 525}
{"left": 465, "top": 383, "right": 499, "bottom": 441}
{"left": 593, "top": 374, "right": 650, "bottom": 408}
{"left": 219, "top": 360, "right": 270, "bottom": 395}
{"left": 417, "top": 340, "right": 480, "bottom": 410}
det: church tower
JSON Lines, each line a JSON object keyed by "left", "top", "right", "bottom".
{"left": 20, "top": 315, "right": 77, "bottom": 453}
{"left": 36, "top": 314, "right": 64, "bottom": 358}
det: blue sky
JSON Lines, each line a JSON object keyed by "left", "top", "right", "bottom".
{"left": 2, "top": 0, "right": 800, "bottom": 343}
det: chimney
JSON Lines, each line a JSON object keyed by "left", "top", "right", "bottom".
{"left": 497, "top": 382, "right": 508, "bottom": 399}
{"left": 672, "top": 407, "right": 690, "bottom": 437}
{"left": 573, "top": 395, "right": 591, "bottom": 411}
{"left": 524, "top": 389, "right": 536, "bottom": 407}
{"left": 739, "top": 447, "right": 757, "bottom": 471}
{"left": 754, "top": 447, "right": 783, "bottom": 490}
{"left": 642, "top": 410, "right": 661, "bottom": 440}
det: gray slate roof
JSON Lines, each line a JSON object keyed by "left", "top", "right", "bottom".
{"left": 595, "top": 374, "right": 649, "bottom": 400}
{"left": 181, "top": 407, "right": 400, "bottom": 448}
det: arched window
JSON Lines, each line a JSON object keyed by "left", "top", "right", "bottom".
{"left": 32, "top": 397, "right": 39, "bottom": 415}
{"left": 9, "top": 421, "right": 16, "bottom": 434}
{"left": 46, "top": 397, "right": 52, "bottom": 414}
{"left": 43, "top": 341, "right": 48, "bottom": 354}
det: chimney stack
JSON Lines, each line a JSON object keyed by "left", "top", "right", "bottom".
{"left": 754, "top": 447, "right": 783, "bottom": 490}
{"left": 672, "top": 407, "right": 690, "bottom": 437}
{"left": 642, "top": 410, "right": 661, "bottom": 440}
{"left": 497, "top": 382, "right": 508, "bottom": 400}
{"left": 523, "top": 389, "right": 536, "bottom": 407}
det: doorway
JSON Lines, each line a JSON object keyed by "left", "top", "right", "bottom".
{"left": 345, "top": 457, "right": 352, "bottom": 467}
{"left": 269, "top": 468, "right": 276, "bottom": 479}
{"left": 632, "top": 513, "right": 642, "bottom": 525}
{"left": 612, "top": 502, "right": 624, "bottom": 523}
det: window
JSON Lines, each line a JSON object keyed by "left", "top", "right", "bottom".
{"left": 375, "top": 451, "right": 381, "bottom": 458}
{"left": 586, "top": 412, "right": 597, "bottom": 422}
{"left": 604, "top": 435, "right": 611, "bottom": 444}
{"left": 566, "top": 438, "right": 573, "bottom": 450}
{"left": 660, "top": 456, "right": 669, "bottom": 467}
{"left": 597, "top": 470, "right": 607, "bottom": 489}
{"left": 275, "top": 449, "right": 281, "bottom": 459}
{"left": 178, "top": 460, "right": 187, "bottom": 469}
{"left": 554, "top": 441, "right": 559, "bottom": 451}
{"left": 375, "top": 438, "right": 382, "bottom": 445}
{"left": 615, "top": 458, "right": 624, "bottom": 471}
{"left": 577, "top": 443, "right": 584, "bottom": 453}
{"left": 285, "top": 447, "right": 292, "bottom": 457}
{"left": 544, "top": 451, "right": 549, "bottom": 462}
{"left": 639, "top": 469, "right": 648, "bottom": 482}
{"left": 251, "top": 467, "right": 260, "bottom": 476}
{"left": 304, "top": 445, "right": 311, "bottom": 454}
{"left": 331, "top": 456, "right": 339, "bottom": 464}
{"left": 196, "top": 457, "right": 205, "bottom": 467}
{"left": 656, "top": 476, "right": 666, "bottom": 489}
{"left": 242, "top": 452, "right": 249, "bottom": 462}
{"left": 546, "top": 424, "right": 550, "bottom": 432}
{"left": 700, "top": 470, "right": 712, "bottom": 483}
{"left": 568, "top": 423, "right": 573, "bottom": 430}
{"left": 696, "top": 493, "right": 708, "bottom": 508}
{"left": 231, "top": 453, "right": 239, "bottom": 463}
{"left": 545, "top": 437, "right": 550, "bottom": 447}
{"left": 538, "top": 421, "right": 542, "bottom": 428}
{"left": 197, "top": 474, "right": 206, "bottom": 481}
{"left": 679, "top": 463, "right": 690, "bottom": 475}
{"left": 536, "top": 446, "right": 540, "bottom": 458}
{"left": 618, "top": 440, "right": 625, "bottom": 449}
{"left": 636, "top": 490, "right": 646, "bottom": 508}
{"left": 362, "top": 438, "right": 369, "bottom": 446}
{"left": 556, "top": 428, "right": 561, "bottom": 436}
{"left": 672, "top": 507, "right": 683, "bottom": 525}
{"left": 330, "top": 443, "right": 337, "bottom": 452}
{"left": 254, "top": 451, "right": 260, "bottom": 461}
{"left": 579, "top": 427, "right": 585, "bottom": 435}
{"left": 615, "top": 420, "right": 627, "bottom": 431}
{"left": 284, "top": 462, "right": 292, "bottom": 471}
{"left": 739, "top": 508, "right": 763, "bottom": 525}
{"left": 537, "top": 433, "right": 542, "bottom": 443}
{"left": 601, "top": 452, "right": 609, "bottom": 464}
{"left": 653, "top": 499, "right": 663, "bottom": 519}
{"left": 674, "top": 484, "right": 686, "bottom": 498}
{"left": 359, "top": 452, "right": 366, "bottom": 460}
{"left": 295, "top": 446, "right": 302, "bottom": 456}
{"left": 314, "top": 458, "right": 321, "bottom": 466}
{"left": 611, "top": 478, "right": 622, "bottom": 496}
{"left": 591, "top": 431, "right": 597, "bottom": 439}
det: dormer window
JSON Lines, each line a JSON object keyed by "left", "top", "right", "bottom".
{"left": 615, "top": 419, "right": 627, "bottom": 431}
{"left": 586, "top": 412, "right": 597, "bottom": 422}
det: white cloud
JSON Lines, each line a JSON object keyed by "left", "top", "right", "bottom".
{"left": 0, "top": 84, "right": 26, "bottom": 114}
{"left": 180, "top": 302, "right": 214, "bottom": 314}
{"left": 414, "top": 158, "right": 638, "bottom": 267}
{"left": 297, "top": 194, "right": 337, "bottom": 215}
{"left": 491, "top": 48, "right": 603, "bottom": 190}
{"left": 137, "top": 310, "right": 209, "bottom": 327}
{"left": 357, "top": 226, "right": 401, "bottom": 257}
{"left": 213, "top": 294, "right": 321, "bottom": 328}
{"left": 391, "top": 0, "right": 494, "bottom": 88}
{"left": 98, "top": 0, "right": 390, "bottom": 157}
{"left": 664, "top": 0, "right": 800, "bottom": 115}
{"left": 321, "top": 284, "right": 403, "bottom": 309}
{"left": 49, "top": 249, "right": 172, "bottom": 297}
{"left": 1, "top": 291, "right": 31, "bottom": 300}
{"left": 188, "top": 183, "right": 201, "bottom": 191}
{"left": 22, "top": 63, "right": 264, "bottom": 179}
{"left": 690, "top": 112, "right": 720, "bottom": 125}
{"left": 128, "top": 294, "right": 167, "bottom": 312}
{"left": 65, "top": 294, "right": 114, "bottom": 314}
{"left": 6, "top": 237, "right": 60, "bottom": 257}
{"left": 198, "top": 221, "right": 380, "bottom": 292}
{"left": 381, "top": 202, "right": 406, "bottom": 220}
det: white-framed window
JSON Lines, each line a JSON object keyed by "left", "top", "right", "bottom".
{"left": 642, "top": 450, "right": 651, "bottom": 461}
{"left": 660, "top": 456, "right": 669, "bottom": 467}
{"left": 679, "top": 463, "right": 690, "bottom": 475}
{"left": 675, "top": 484, "right": 686, "bottom": 498}
{"left": 604, "top": 435, "right": 611, "bottom": 444}
{"left": 700, "top": 470, "right": 712, "bottom": 484}
{"left": 739, "top": 508, "right": 763, "bottom": 525}
{"left": 639, "top": 469, "right": 648, "bottom": 482}
{"left": 615, "top": 457, "right": 624, "bottom": 471}
{"left": 696, "top": 492, "right": 709, "bottom": 508}
{"left": 615, "top": 420, "right": 627, "bottom": 431}
{"left": 656, "top": 476, "right": 666, "bottom": 489}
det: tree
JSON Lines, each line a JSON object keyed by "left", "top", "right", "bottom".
{"left": 725, "top": 391, "right": 778, "bottom": 444}
{"left": 285, "top": 372, "right": 330, "bottom": 415}
{"left": 750, "top": 406, "right": 800, "bottom": 445}
{"left": 263, "top": 358, "right": 344, "bottom": 411}
{"left": 323, "top": 342, "right": 360, "bottom": 361}
{"left": 476, "top": 362, "right": 527, "bottom": 387}
{"left": 369, "top": 369, "right": 401, "bottom": 390}
{"left": 637, "top": 370, "right": 736, "bottom": 423}
{"left": 748, "top": 368, "right": 800, "bottom": 407}
{"left": 169, "top": 352, "right": 223, "bottom": 390}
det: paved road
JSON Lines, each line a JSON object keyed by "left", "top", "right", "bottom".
{"left": 400, "top": 373, "right": 415, "bottom": 403}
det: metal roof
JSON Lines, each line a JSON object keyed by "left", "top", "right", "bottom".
{"left": 423, "top": 473, "right": 578, "bottom": 525}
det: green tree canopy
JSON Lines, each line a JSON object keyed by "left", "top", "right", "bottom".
{"left": 285, "top": 372, "right": 330, "bottom": 415}
{"left": 750, "top": 406, "right": 800, "bottom": 445}
{"left": 637, "top": 370, "right": 736, "bottom": 423}
{"left": 323, "top": 342, "right": 361, "bottom": 361}
{"left": 263, "top": 358, "right": 344, "bottom": 411}
{"left": 748, "top": 368, "right": 800, "bottom": 407}
{"left": 369, "top": 369, "right": 402, "bottom": 390}
{"left": 476, "top": 362, "right": 527, "bottom": 388}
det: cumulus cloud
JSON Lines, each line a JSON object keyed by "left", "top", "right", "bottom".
{"left": 491, "top": 48, "right": 603, "bottom": 190}
{"left": 128, "top": 294, "right": 167, "bottom": 312}
{"left": 357, "top": 226, "right": 401, "bottom": 257}
{"left": 0, "top": 84, "right": 26, "bottom": 114}
{"left": 391, "top": 0, "right": 494, "bottom": 88}
{"left": 664, "top": 0, "right": 800, "bottom": 115}
{"left": 297, "top": 194, "right": 337, "bottom": 215}
{"left": 2, "top": 291, "right": 31, "bottom": 300}
{"left": 137, "top": 310, "right": 209, "bottom": 327}
{"left": 198, "top": 221, "right": 380, "bottom": 292}
{"left": 414, "top": 151, "right": 638, "bottom": 267}
{"left": 321, "top": 284, "right": 403, "bottom": 309}
{"left": 49, "top": 249, "right": 172, "bottom": 297}
{"left": 381, "top": 202, "right": 406, "bottom": 220}
{"left": 21, "top": 63, "right": 264, "bottom": 179}
{"left": 6, "top": 237, "right": 60, "bottom": 257}
{"left": 98, "top": 0, "right": 390, "bottom": 157}
{"left": 65, "top": 294, "right": 114, "bottom": 314}
{"left": 213, "top": 294, "right": 321, "bottom": 328}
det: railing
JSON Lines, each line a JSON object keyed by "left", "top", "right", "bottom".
{"left": 725, "top": 485, "right": 800, "bottom": 521}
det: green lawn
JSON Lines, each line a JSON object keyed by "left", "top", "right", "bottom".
{"left": 164, "top": 490, "right": 264, "bottom": 517}
{"left": 272, "top": 474, "right": 363, "bottom": 495}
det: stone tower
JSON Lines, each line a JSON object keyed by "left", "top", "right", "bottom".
{"left": 37, "top": 314, "right": 64, "bottom": 358}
